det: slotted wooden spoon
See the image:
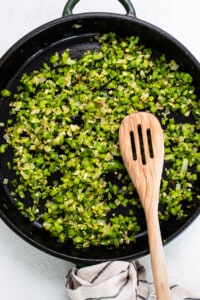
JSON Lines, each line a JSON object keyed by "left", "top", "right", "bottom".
{"left": 119, "top": 112, "right": 171, "bottom": 300}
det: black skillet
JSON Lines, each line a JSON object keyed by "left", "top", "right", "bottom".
{"left": 0, "top": 0, "right": 199, "bottom": 265}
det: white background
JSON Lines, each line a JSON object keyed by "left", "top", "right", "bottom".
{"left": 0, "top": 0, "right": 200, "bottom": 299}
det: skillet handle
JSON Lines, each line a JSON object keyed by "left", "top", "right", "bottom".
{"left": 62, "top": 0, "right": 136, "bottom": 17}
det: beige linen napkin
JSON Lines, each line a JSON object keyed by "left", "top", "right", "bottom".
{"left": 66, "top": 260, "right": 199, "bottom": 300}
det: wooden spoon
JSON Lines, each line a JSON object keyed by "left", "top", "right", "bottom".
{"left": 119, "top": 112, "right": 171, "bottom": 300}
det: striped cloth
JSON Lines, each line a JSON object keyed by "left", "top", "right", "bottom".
{"left": 66, "top": 260, "right": 199, "bottom": 300}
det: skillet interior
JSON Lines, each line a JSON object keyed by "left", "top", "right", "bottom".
{"left": 0, "top": 13, "right": 200, "bottom": 265}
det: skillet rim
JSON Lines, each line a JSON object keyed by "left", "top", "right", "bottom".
{"left": 0, "top": 12, "right": 200, "bottom": 265}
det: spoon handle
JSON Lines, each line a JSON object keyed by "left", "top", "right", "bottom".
{"left": 147, "top": 212, "right": 171, "bottom": 300}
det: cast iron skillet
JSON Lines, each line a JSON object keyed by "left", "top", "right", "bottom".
{"left": 0, "top": 0, "right": 199, "bottom": 265}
